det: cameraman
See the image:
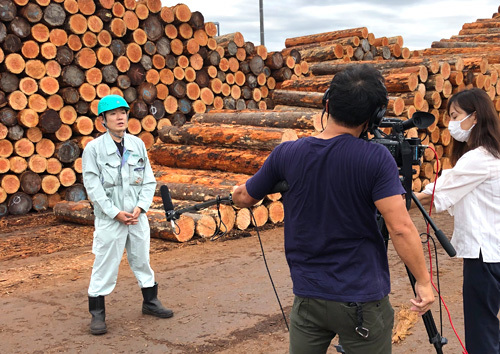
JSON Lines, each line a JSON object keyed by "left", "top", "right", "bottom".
{"left": 415, "top": 88, "right": 500, "bottom": 354}
{"left": 232, "top": 64, "right": 434, "bottom": 354}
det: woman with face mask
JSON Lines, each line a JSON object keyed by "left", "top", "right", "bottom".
{"left": 415, "top": 88, "right": 500, "bottom": 354}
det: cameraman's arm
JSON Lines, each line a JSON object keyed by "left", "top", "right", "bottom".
{"left": 232, "top": 184, "right": 260, "bottom": 208}
{"left": 375, "top": 194, "right": 435, "bottom": 315}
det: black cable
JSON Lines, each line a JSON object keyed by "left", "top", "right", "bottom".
{"left": 210, "top": 196, "right": 228, "bottom": 241}
{"left": 249, "top": 208, "right": 290, "bottom": 331}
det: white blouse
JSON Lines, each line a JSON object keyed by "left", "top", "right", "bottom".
{"left": 423, "top": 147, "right": 500, "bottom": 262}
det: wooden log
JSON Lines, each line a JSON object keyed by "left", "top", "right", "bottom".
{"left": 309, "top": 58, "right": 441, "bottom": 76}
{"left": 8, "top": 155, "right": 27, "bottom": 174}
{"left": 184, "top": 212, "right": 217, "bottom": 238}
{"left": 0, "top": 107, "right": 17, "bottom": 127}
{"left": 1, "top": 173, "right": 20, "bottom": 194}
{"left": 62, "top": 183, "right": 87, "bottom": 202}
{"left": 0, "top": 187, "right": 6, "bottom": 205}
{"left": 191, "top": 110, "right": 317, "bottom": 129}
{"left": 46, "top": 157, "right": 63, "bottom": 175}
{"left": 235, "top": 207, "right": 251, "bottom": 230}
{"left": 279, "top": 75, "right": 332, "bottom": 93}
{"left": 0, "top": 156, "right": 9, "bottom": 174}
{"left": 27, "top": 153, "right": 47, "bottom": 174}
{"left": 31, "top": 193, "right": 49, "bottom": 212}
{"left": 0, "top": 139, "right": 14, "bottom": 158}
{"left": 41, "top": 174, "right": 60, "bottom": 194}
{"left": 384, "top": 72, "right": 419, "bottom": 92}
{"left": 19, "top": 171, "right": 42, "bottom": 195}
{"left": 157, "top": 181, "right": 232, "bottom": 202}
{"left": 149, "top": 143, "right": 268, "bottom": 175}
{"left": 14, "top": 138, "right": 34, "bottom": 157}
{"left": 55, "top": 140, "right": 80, "bottom": 163}
{"left": 271, "top": 89, "right": 323, "bottom": 109}
{"left": 267, "top": 200, "right": 284, "bottom": 223}
{"left": 285, "top": 28, "right": 368, "bottom": 48}
{"left": 53, "top": 200, "right": 94, "bottom": 225}
{"left": 7, "top": 191, "right": 32, "bottom": 215}
{"left": 158, "top": 123, "right": 297, "bottom": 150}
{"left": 8, "top": 125, "right": 24, "bottom": 141}
{"left": 58, "top": 167, "right": 76, "bottom": 187}
{"left": 149, "top": 210, "right": 195, "bottom": 242}
{"left": 250, "top": 204, "right": 268, "bottom": 227}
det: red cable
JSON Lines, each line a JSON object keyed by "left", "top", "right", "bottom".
{"left": 424, "top": 145, "right": 468, "bottom": 354}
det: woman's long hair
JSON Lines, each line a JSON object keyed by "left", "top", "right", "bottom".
{"left": 446, "top": 88, "right": 500, "bottom": 165}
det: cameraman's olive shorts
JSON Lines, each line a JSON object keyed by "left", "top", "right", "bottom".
{"left": 289, "top": 295, "right": 394, "bottom": 354}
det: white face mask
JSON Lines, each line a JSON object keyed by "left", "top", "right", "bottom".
{"left": 448, "top": 113, "right": 475, "bottom": 142}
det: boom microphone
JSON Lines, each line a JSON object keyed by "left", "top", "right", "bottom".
{"left": 160, "top": 185, "right": 176, "bottom": 227}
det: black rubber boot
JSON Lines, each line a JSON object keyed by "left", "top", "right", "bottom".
{"left": 141, "top": 283, "right": 174, "bottom": 318}
{"left": 88, "top": 296, "right": 107, "bottom": 335}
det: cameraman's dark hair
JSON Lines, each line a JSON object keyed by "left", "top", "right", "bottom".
{"left": 447, "top": 88, "right": 500, "bottom": 165}
{"left": 326, "top": 64, "right": 388, "bottom": 128}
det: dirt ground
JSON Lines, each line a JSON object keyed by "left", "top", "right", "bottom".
{"left": 0, "top": 208, "right": 467, "bottom": 354}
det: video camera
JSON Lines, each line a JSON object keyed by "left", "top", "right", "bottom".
{"left": 363, "top": 111, "right": 435, "bottom": 168}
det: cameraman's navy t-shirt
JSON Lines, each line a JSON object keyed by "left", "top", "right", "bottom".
{"left": 246, "top": 134, "right": 405, "bottom": 302}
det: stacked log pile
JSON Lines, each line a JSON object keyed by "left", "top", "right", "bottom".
{"left": 272, "top": 16, "right": 500, "bottom": 192}
{"left": 12, "top": 2, "right": 500, "bottom": 242}
{"left": 0, "top": 0, "right": 308, "bottom": 217}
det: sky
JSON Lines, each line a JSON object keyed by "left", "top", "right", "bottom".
{"left": 161, "top": 1, "right": 500, "bottom": 52}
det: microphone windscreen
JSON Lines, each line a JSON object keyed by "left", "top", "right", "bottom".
{"left": 160, "top": 184, "right": 174, "bottom": 212}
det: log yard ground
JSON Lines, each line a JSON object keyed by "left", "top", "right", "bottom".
{"left": 0, "top": 208, "right": 470, "bottom": 354}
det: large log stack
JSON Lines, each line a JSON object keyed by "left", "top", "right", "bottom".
{"left": 273, "top": 14, "right": 500, "bottom": 192}
{"left": 0, "top": 0, "right": 308, "bottom": 217}
{"left": 8, "top": 2, "right": 500, "bottom": 243}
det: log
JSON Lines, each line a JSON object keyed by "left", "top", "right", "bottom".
{"left": 31, "top": 193, "right": 49, "bottom": 212}
{"left": 191, "top": 110, "right": 317, "bottom": 129}
{"left": 40, "top": 174, "right": 59, "bottom": 195}
{"left": 203, "top": 203, "right": 236, "bottom": 234}
{"left": 46, "top": 157, "right": 63, "bottom": 175}
{"left": 62, "top": 183, "right": 87, "bottom": 202}
{"left": 39, "top": 109, "right": 61, "bottom": 133}
{"left": 0, "top": 139, "right": 14, "bottom": 158}
{"left": 9, "top": 155, "right": 27, "bottom": 174}
{"left": 309, "top": 58, "right": 441, "bottom": 76}
{"left": 149, "top": 143, "right": 268, "bottom": 175}
{"left": 279, "top": 75, "right": 332, "bottom": 93}
{"left": 149, "top": 210, "right": 195, "bottom": 242}
{"left": 271, "top": 90, "right": 323, "bottom": 109}
{"left": 1, "top": 174, "right": 20, "bottom": 194}
{"left": 158, "top": 123, "right": 297, "bottom": 150}
{"left": 7, "top": 191, "right": 32, "bottom": 215}
{"left": 0, "top": 187, "right": 6, "bottom": 204}
{"left": 250, "top": 204, "right": 268, "bottom": 227}
{"left": 55, "top": 140, "right": 80, "bottom": 163}
{"left": 285, "top": 27, "right": 368, "bottom": 47}
{"left": 235, "top": 207, "right": 251, "bottom": 230}
{"left": 53, "top": 200, "right": 94, "bottom": 225}
{"left": 266, "top": 200, "right": 284, "bottom": 223}
{"left": 28, "top": 154, "right": 47, "bottom": 174}
{"left": 157, "top": 181, "right": 232, "bottom": 202}
{"left": 0, "top": 157, "right": 9, "bottom": 174}
{"left": 153, "top": 166, "right": 250, "bottom": 190}
{"left": 384, "top": 72, "right": 419, "bottom": 92}
{"left": 186, "top": 212, "right": 217, "bottom": 238}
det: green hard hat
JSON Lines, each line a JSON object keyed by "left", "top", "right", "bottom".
{"left": 97, "top": 95, "right": 130, "bottom": 115}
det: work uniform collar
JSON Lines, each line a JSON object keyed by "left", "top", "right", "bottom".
{"left": 103, "top": 132, "right": 135, "bottom": 155}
